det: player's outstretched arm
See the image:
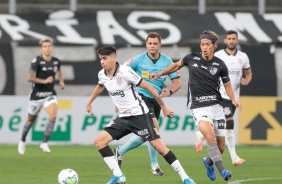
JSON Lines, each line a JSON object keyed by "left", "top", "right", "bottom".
{"left": 86, "top": 85, "right": 105, "bottom": 115}
{"left": 150, "top": 59, "right": 183, "bottom": 80}
{"left": 139, "top": 80, "right": 174, "bottom": 118}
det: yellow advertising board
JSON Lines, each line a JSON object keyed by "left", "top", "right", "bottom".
{"left": 239, "top": 97, "right": 282, "bottom": 145}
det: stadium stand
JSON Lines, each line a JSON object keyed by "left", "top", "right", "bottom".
{"left": 0, "top": 0, "right": 281, "bottom": 13}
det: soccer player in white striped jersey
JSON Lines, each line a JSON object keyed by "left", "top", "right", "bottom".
{"left": 86, "top": 46, "right": 195, "bottom": 184}
{"left": 195, "top": 30, "right": 252, "bottom": 166}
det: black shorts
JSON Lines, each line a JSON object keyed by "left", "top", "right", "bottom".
{"left": 220, "top": 98, "right": 236, "bottom": 119}
{"left": 140, "top": 94, "right": 161, "bottom": 120}
{"left": 104, "top": 113, "right": 161, "bottom": 142}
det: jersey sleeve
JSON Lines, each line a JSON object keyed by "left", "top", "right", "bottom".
{"left": 124, "top": 57, "right": 137, "bottom": 71}
{"left": 97, "top": 71, "right": 104, "bottom": 86}
{"left": 220, "top": 62, "right": 230, "bottom": 84}
{"left": 242, "top": 53, "right": 251, "bottom": 70}
{"left": 30, "top": 57, "right": 39, "bottom": 72}
{"left": 124, "top": 67, "right": 142, "bottom": 86}
{"left": 166, "top": 57, "right": 180, "bottom": 80}
{"left": 181, "top": 54, "right": 193, "bottom": 66}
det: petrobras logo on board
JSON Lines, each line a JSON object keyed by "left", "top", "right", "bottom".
{"left": 31, "top": 99, "right": 72, "bottom": 142}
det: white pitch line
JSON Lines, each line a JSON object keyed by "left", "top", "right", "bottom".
{"left": 229, "top": 177, "right": 282, "bottom": 184}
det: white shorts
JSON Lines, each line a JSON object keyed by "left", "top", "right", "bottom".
{"left": 27, "top": 95, "right": 57, "bottom": 116}
{"left": 191, "top": 104, "right": 226, "bottom": 137}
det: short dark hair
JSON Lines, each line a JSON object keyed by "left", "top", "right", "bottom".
{"left": 146, "top": 32, "right": 162, "bottom": 43}
{"left": 97, "top": 45, "right": 116, "bottom": 55}
{"left": 200, "top": 30, "right": 218, "bottom": 44}
{"left": 225, "top": 30, "right": 238, "bottom": 38}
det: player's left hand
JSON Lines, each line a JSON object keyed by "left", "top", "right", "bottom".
{"left": 60, "top": 82, "right": 65, "bottom": 90}
{"left": 149, "top": 73, "right": 160, "bottom": 80}
{"left": 86, "top": 104, "right": 94, "bottom": 115}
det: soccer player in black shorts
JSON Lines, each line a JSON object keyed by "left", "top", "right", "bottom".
{"left": 86, "top": 45, "right": 195, "bottom": 184}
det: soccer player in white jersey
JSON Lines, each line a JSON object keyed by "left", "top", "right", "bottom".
{"left": 86, "top": 46, "right": 195, "bottom": 184}
{"left": 114, "top": 32, "right": 181, "bottom": 176}
{"left": 151, "top": 30, "right": 242, "bottom": 181}
{"left": 195, "top": 30, "right": 252, "bottom": 166}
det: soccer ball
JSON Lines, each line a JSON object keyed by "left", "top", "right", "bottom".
{"left": 58, "top": 168, "right": 79, "bottom": 184}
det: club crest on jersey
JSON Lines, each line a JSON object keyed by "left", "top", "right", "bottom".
{"left": 116, "top": 75, "right": 123, "bottom": 85}
{"left": 209, "top": 66, "right": 218, "bottom": 75}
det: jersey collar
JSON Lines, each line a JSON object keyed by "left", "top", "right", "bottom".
{"left": 224, "top": 48, "right": 238, "bottom": 56}
{"left": 104, "top": 62, "right": 120, "bottom": 77}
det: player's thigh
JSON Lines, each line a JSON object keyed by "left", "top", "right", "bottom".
{"left": 44, "top": 96, "right": 58, "bottom": 116}
{"left": 104, "top": 118, "right": 132, "bottom": 140}
{"left": 27, "top": 99, "right": 44, "bottom": 116}
{"left": 94, "top": 130, "right": 114, "bottom": 148}
{"left": 130, "top": 114, "right": 160, "bottom": 142}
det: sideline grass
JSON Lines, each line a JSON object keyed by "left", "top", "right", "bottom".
{"left": 1, "top": 145, "right": 281, "bottom": 183}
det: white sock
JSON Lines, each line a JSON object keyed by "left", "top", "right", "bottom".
{"left": 104, "top": 156, "right": 123, "bottom": 176}
{"left": 196, "top": 130, "right": 205, "bottom": 143}
{"left": 226, "top": 129, "right": 238, "bottom": 161}
{"left": 170, "top": 160, "right": 189, "bottom": 181}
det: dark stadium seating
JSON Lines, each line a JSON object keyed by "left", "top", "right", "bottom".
{"left": 0, "top": 0, "right": 281, "bottom": 14}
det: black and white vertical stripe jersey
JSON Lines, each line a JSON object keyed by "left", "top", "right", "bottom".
{"left": 29, "top": 55, "right": 61, "bottom": 100}
{"left": 98, "top": 63, "right": 149, "bottom": 117}
{"left": 181, "top": 52, "right": 230, "bottom": 109}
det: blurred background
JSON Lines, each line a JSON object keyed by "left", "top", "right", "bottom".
{"left": 0, "top": 0, "right": 281, "bottom": 146}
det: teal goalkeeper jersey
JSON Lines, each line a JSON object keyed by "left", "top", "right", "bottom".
{"left": 124, "top": 52, "right": 180, "bottom": 98}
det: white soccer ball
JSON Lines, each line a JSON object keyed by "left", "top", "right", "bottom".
{"left": 58, "top": 168, "right": 79, "bottom": 184}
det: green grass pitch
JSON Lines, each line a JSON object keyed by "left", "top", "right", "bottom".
{"left": 1, "top": 145, "right": 282, "bottom": 183}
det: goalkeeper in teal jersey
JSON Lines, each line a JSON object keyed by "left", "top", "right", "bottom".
{"left": 114, "top": 32, "right": 181, "bottom": 176}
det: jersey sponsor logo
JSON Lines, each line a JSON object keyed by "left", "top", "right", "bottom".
{"left": 216, "top": 119, "right": 226, "bottom": 129}
{"left": 116, "top": 75, "right": 123, "bottom": 85}
{"left": 201, "top": 65, "right": 207, "bottom": 69}
{"left": 109, "top": 90, "right": 125, "bottom": 97}
{"left": 192, "top": 63, "right": 198, "bottom": 67}
{"left": 209, "top": 66, "right": 218, "bottom": 75}
{"left": 193, "top": 56, "right": 200, "bottom": 60}
{"left": 36, "top": 92, "right": 53, "bottom": 97}
{"left": 137, "top": 128, "right": 149, "bottom": 136}
{"left": 195, "top": 95, "right": 216, "bottom": 102}
{"left": 40, "top": 61, "right": 45, "bottom": 64}
{"left": 42, "top": 67, "right": 47, "bottom": 71}
{"left": 229, "top": 70, "right": 240, "bottom": 76}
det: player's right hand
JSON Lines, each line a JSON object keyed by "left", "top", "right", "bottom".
{"left": 162, "top": 105, "right": 174, "bottom": 118}
{"left": 45, "top": 76, "right": 54, "bottom": 84}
